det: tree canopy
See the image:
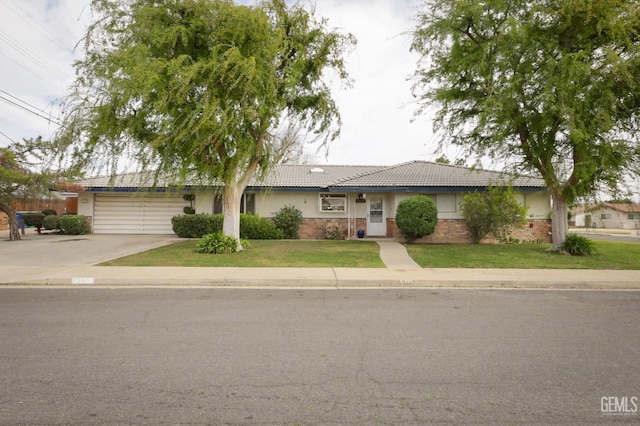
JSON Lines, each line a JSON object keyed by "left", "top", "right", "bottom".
{"left": 0, "top": 138, "right": 65, "bottom": 241}
{"left": 58, "top": 0, "right": 355, "bottom": 241}
{"left": 411, "top": 0, "right": 640, "bottom": 249}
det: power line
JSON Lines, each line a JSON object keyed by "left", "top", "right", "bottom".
{"left": 5, "top": 0, "right": 74, "bottom": 53}
{"left": 0, "top": 51, "right": 68, "bottom": 94}
{"left": 0, "top": 89, "right": 61, "bottom": 121}
{"left": 0, "top": 130, "right": 18, "bottom": 145}
{"left": 0, "top": 31, "right": 70, "bottom": 84}
{"left": 0, "top": 92, "right": 62, "bottom": 126}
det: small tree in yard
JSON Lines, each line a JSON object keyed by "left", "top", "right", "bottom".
{"left": 460, "top": 187, "right": 527, "bottom": 244}
{"left": 1, "top": 137, "right": 70, "bottom": 241}
{"left": 395, "top": 195, "right": 438, "bottom": 243}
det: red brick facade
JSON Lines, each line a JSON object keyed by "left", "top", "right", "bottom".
{"left": 299, "top": 217, "right": 552, "bottom": 243}
{"left": 387, "top": 218, "right": 552, "bottom": 243}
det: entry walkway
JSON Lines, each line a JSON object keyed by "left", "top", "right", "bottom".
{"left": 375, "top": 240, "right": 421, "bottom": 269}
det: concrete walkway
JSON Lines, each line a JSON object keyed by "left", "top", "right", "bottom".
{"left": 1, "top": 231, "right": 639, "bottom": 289}
{"left": 376, "top": 240, "right": 421, "bottom": 269}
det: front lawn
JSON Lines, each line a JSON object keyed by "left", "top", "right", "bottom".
{"left": 405, "top": 240, "right": 640, "bottom": 269}
{"left": 101, "top": 238, "right": 640, "bottom": 269}
{"left": 100, "top": 239, "right": 385, "bottom": 267}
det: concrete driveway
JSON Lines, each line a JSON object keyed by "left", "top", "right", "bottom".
{"left": 0, "top": 230, "right": 179, "bottom": 266}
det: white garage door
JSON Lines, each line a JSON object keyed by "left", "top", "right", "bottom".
{"left": 93, "top": 193, "right": 188, "bottom": 234}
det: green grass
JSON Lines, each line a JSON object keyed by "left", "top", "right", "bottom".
{"left": 405, "top": 240, "right": 640, "bottom": 269}
{"left": 101, "top": 238, "right": 640, "bottom": 269}
{"left": 101, "top": 239, "right": 385, "bottom": 267}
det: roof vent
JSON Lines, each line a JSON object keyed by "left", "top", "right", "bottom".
{"left": 310, "top": 167, "right": 324, "bottom": 173}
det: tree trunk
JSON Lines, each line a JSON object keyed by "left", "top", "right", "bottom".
{"left": 0, "top": 202, "right": 20, "bottom": 241}
{"left": 550, "top": 192, "right": 568, "bottom": 251}
{"left": 222, "top": 182, "right": 244, "bottom": 248}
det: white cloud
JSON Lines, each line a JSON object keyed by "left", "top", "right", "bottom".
{"left": 0, "top": 0, "right": 443, "bottom": 164}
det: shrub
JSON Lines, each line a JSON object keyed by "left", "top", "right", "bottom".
{"left": 41, "top": 209, "right": 57, "bottom": 216}
{"left": 325, "top": 222, "right": 345, "bottom": 240}
{"left": 22, "top": 212, "right": 45, "bottom": 227}
{"left": 273, "top": 204, "right": 303, "bottom": 239}
{"left": 42, "top": 215, "right": 59, "bottom": 230}
{"left": 395, "top": 195, "right": 438, "bottom": 242}
{"left": 240, "top": 238, "right": 252, "bottom": 249}
{"left": 460, "top": 186, "right": 527, "bottom": 244}
{"left": 173, "top": 213, "right": 287, "bottom": 239}
{"left": 22, "top": 212, "right": 46, "bottom": 234}
{"left": 172, "top": 214, "right": 223, "bottom": 238}
{"left": 197, "top": 232, "right": 239, "bottom": 254}
{"left": 561, "top": 233, "right": 596, "bottom": 256}
{"left": 58, "top": 214, "right": 89, "bottom": 235}
{"left": 240, "top": 214, "right": 284, "bottom": 239}
{"left": 183, "top": 206, "right": 196, "bottom": 215}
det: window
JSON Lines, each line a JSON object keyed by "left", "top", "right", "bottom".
{"left": 601, "top": 213, "right": 612, "bottom": 220}
{"left": 243, "top": 193, "right": 255, "bottom": 214}
{"left": 629, "top": 213, "right": 640, "bottom": 221}
{"left": 213, "top": 193, "right": 255, "bottom": 214}
{"left": 421, "top": 194, "right": 456, "bottom": 213}
{"left": 213, "top": 195, "right": 223, "bottom": 214}
{"left": 320, "top": 193, "right": 346, "bottom": 212}
{"left": 436, "top": 194, "right": 457, "bottom": 213}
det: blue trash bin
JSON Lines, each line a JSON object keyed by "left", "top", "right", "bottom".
{"left": 16, "top": 212, "right": 24, "bottom": 232}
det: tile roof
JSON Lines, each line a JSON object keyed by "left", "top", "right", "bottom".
{"left": 586, "top": 202, "right": 640, "bottom": 213}
{"left": 329, "top": 161, "right": 545, "bottom": 188}
{"left": 255, "top": 164, "right": 382, "bottom": 188}
{"left": 77, "top": 161, "right": 546, "bottom": 190}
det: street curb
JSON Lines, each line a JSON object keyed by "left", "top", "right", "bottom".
{"left": 4, "top": 277, "right": 640, "bottom": 290}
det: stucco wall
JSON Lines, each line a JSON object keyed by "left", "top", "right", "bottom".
{"left": 586, "top": 207, "right": 640, "bottom": 230}
{"left": 77, "top": 192, "right": 95, "bottom": 219}
{"left": 79, "top": 188, "right": 552, "bottom": 240}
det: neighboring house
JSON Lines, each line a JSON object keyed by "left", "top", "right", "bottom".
{"left": 75, "top": 160, "right": 552, "bottom": 242}
{"left": 578, "top": 202, "right": 640, "bottom": 230}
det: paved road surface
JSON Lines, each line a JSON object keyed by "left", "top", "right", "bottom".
{"left": 581, "top": 232, "right": 640, "bottom": 243}
{"left": 1, "top": 288, "right": 638, "bottom": 425}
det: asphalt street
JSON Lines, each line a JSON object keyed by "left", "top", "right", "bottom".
{"left": 581, "top": 232, "right": 640, "bottom": 243}
{"left": 0, "top": 288, "right": 638, "bottom": 425}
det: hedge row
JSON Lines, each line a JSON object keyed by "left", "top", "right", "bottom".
{"left": 172, "top": 213, "right": 284, "bottom": 239}
{"left": 20, "top": 211, "right": 88, "bottom": 235}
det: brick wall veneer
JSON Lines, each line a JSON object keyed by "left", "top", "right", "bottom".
{"left": 298, "top": 217, "right": 552, "bottom": 243}
{"left": 387, "top": 218, "right": 552, "bottom": 243}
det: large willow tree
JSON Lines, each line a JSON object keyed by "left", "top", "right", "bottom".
{"left": 59, "top": 0, "right": 355, "bottom": 242}
{"left": 411, "top": 0, "right": 640, "bottom": 250}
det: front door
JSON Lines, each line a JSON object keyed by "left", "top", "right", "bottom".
{"left": 367, "top": 196, "right": 386, "bottom": 236}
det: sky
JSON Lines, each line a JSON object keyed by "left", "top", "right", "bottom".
{"left": 0, "top": 0, "right": 450, "bottom": 167}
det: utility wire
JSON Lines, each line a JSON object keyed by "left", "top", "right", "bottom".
{"left": 0, "top": 93, "right": 62, "bottom": 126}
{"left": 0, "top": 31, "right": 70, "bottom": 84}
{"left": 0, "top": 51, "right": 68, "bottom": 94}
{"left": 0, "top": 89, "right": 61, "bottom": 121}
{"left": 0, "top": 130, "right": 18, "bottom": 145}
{"left": 5, "top": 0, "right": 74, "bottom": 53}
